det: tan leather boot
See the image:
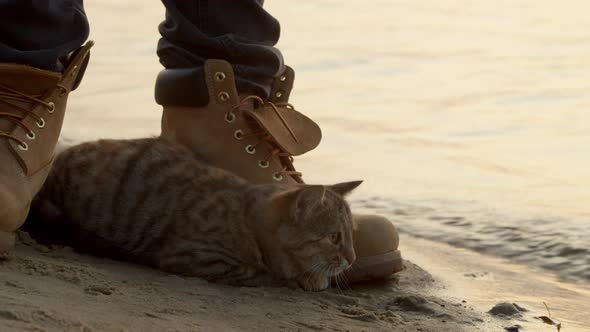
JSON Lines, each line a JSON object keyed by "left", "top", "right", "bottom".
{"left": 0, "top": 41, "right": 93, "bottom": 258}
{"left": 158, "top": 60, "right": 321, "bottom": 184}
{"left": 346, "top": 214, "right": 402, "bottom": 282}
{"left": 157, "top": 60, "right": 403, "bottom": 281}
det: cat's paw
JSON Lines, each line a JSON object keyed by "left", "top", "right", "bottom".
{"left": 284, "top": 279, "right": 301, "bottom": 290}
{"left": 297, "top": 274, "right": 330, "bottom": 291}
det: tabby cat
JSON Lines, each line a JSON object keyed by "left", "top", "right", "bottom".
{"left": 30, "top": 138, "right": 360, "bottom": 291}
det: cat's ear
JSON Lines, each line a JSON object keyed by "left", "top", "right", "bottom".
{"left": 269, "top": 186, "right": 306, "bottom": 221}
{"left": 270, "top": 185, "right": 326, "bottom": 222}
{"left": 330, "top": 180, "right": 363, "bottom": 196}
{"left": 302, "top": 185, "right": 328, "bottom": 206}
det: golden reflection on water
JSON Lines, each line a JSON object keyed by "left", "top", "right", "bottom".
{"left": 271, "top": 0, "right": 590, "bottom": 223}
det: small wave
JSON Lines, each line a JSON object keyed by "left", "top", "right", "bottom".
{"left": 352, "top": 197, "right": 590, "bottom": 283}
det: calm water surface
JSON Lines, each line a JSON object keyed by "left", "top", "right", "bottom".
{"left": 279, "top": 0, "right": 590, "bottom": 283}
{"left": 67, "top": 1, "right": 589, "bottom": 283}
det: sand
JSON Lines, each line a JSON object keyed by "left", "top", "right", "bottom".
{"left": 1, "top": 232, "right": 487, "bottom": 332}
{"left": 4, "top": 228, "right": 589, "bottom": 331}
{"left": 5, "top": 231, "right": 585, "bottom": 331}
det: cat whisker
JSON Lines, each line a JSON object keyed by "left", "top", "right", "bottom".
{"left": 331, "top": 271, "right": 337, "bottom": 291}
{"left": 318, "top": 264, "right": 332, "bottom": 291}
{"left": 333, "top": 268, "right": 344, "bottom": 293}
{"left": 303, "top": 262, "right": 325, "bottom": 291}
{"left": 339, "top": 271, "right": 352, "bottom": 290}
{"left": 302, "top": 262, "right": 322, "bottom": 278}
{"left": 310, "top": 263, "right": 328, "bottom": 291}
{"left": 337, "top": 268, "right": 350, "bottom": 292}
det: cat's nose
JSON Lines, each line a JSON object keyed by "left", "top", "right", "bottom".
{"left": 345, "top": 249, "right": 356, "bottom": 266}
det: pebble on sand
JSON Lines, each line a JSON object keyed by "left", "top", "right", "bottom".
{"left": 488, "top": 303, "right": 527, "bottom": 317}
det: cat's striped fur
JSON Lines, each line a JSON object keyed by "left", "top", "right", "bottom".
{"left": 31, "top": 138, "right": 360, "bottom": 291}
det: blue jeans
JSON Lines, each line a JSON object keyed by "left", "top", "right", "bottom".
{"left": 0, "top": 0, "right": 284, "bottom": 98}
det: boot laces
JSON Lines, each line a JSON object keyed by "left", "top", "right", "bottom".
{"left": 0, "top": 83, "right": 67, "bottom": 150}
{"left": 226, "top": 95, "right": 302, "bottom": 181}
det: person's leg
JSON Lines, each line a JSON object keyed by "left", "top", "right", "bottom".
{"left": 157, "top": 0, "right": 283, "bottom": 102}
{"left": 0, "top": 0, "right": 89, "bottom": 72}
{"left": 0, "top": 0, "right": 92, "bottom": 257}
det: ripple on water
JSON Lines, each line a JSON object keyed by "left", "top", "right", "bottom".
{"left": 352, "top": 197, "right": 590, "bottom": 284}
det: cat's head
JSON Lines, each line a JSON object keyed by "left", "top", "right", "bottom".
{"left": 261, "top": 181, "right": 362, "bottom": 284}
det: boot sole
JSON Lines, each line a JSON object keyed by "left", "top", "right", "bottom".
{"left": 342, "top": 250, "right": 403, "bottom": 283}
{"left": 0, "top": 230, "right": 16, "bottom": 259}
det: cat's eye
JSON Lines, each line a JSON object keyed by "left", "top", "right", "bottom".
{"left": 330, "top": 233, "right": 341, "bottom": 245}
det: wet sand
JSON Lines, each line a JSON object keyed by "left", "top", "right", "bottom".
{"left": 401, "top": 236, "right": 590, "bottom": 331}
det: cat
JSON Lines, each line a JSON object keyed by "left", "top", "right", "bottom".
{"left": 28, "top": 137, "right": 360, "bottom": 291}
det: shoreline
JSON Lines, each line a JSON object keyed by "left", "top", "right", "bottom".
{"left": 400, "top": 234, "right": 590, "bottom": 332}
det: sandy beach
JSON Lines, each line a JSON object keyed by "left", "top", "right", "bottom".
{"left": 2, "top": 0, "right": 590, "bottom": 331}
{"left": 3, "top": 231, "right": 587, "bottom": 331}
{"left": 0, "top": 233, "right": 488, "bottom": 332}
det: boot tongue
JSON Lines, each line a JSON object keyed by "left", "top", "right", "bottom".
{"left": 0, "top": 64, "right": 62, "bottom": 133}
{"left": 245, "top": 105, "right": 322, "bottom": 156}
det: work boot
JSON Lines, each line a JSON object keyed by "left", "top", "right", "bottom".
{"left": 156, "top": 60, "right": 403, "bottom": 281}
{"left": 346, "top": 214, "right": 402, "bottom": 282}
{"left": 0, "top": 41, "right": 93, "bottom": 258}
{"left": 157, "top": 60, "right": 320, "bottom": 184}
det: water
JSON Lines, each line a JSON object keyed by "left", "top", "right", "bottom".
{"left": 353, "top": 197, "right": 590, "bottom": 282}
{"left": 67, "top": 1, "right": 589, "bottom": 284}
{"left": 270, "top": 0, "right": 590, "bottom": 283}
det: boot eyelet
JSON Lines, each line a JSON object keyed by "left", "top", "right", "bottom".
{"left": 245, "top": 145, "right": 256, "bottom": 154}
{"left": 275, "top": 91, "right": 283, "bottom": 98}
{"left": 279, "top": 75, "right": 287, "bottom": 82}
{"left": 218, "top": 91, "right": 230, "bottom": 102}
{"left": 37, "top": 118, "right": 46, "bottom": 128}
{"left": 225, "top": 112, "right": 236, "bottom": 123}
{"left": 47, "top": 102, "right": 55, "bottom": 113}
{"left": 258, "top": 160, "right": 270, "bottom": 168}
{"left": 233, "top": 129, "right": 244, "bottom": 140}
{"left": 59, "top": 87, "right": 68, "bottom": 97}
{"left": 272, "top": 172, "right": 284, "bottom": 181}
{"left": 18, "top": 142, "right": 29, "bottom": 151}
{"left": 214, "top": 72, "right": 226, "bottom": 82}
{"left": 26, "top": 131, "right": 36, "bottom": 140}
